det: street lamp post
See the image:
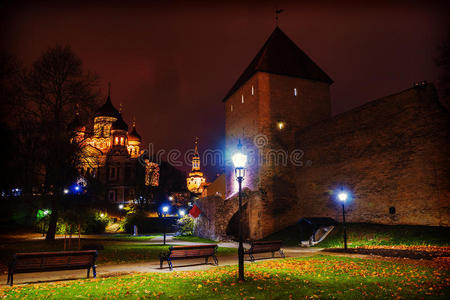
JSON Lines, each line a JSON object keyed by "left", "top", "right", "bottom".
{"left": 337, "top": 190, "right": 348, "bottom": 251}
{"left": 232, "top": 139, "right": 247, "bottom": 282}
{"left": 162, "top": 206, "right": 169, "bottom": 245}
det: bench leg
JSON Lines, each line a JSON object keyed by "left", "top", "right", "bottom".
{"left": 212, "top": 255, "right": 218, "bottom": 266}
{"left": 92, "top": 265, "right": 97, "bottom": 278}
{"left": 160, "top": 259, "right": 164, "bottom": 269}
{"left": 279, "top": 249, "right": 285, "bottom": 258}
{"left": 10, "top": 273, "right": 13, "bottom": 286}
{"left": 6, "top": 271, "right": 10, "bottom": 285}
{"left": 205, "top": 257, "right": 208, "bottom": 264}
{"left": 272, "top": 251, "right": 275, "bottom": 258}
{"left": 87, "top": 267, "right": 90, "bottom": 278}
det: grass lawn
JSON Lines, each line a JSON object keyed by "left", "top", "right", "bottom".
{"left": 0, "top": 239, "right": 237, "bottom": 269}
{"left": 173, "top": 236, "right": 218, "bottom": 243}
{"left": 1, "top": 255, "right": 448, "bottom": 299}
{"left": 264, "top": 223, "right": 450, "bottom": 247}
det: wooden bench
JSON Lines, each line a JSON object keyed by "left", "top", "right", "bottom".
{"left": 244, "top": 240, "right": 285, "bottom": 262}
{"left": 160, "top": 245, "right": 218, "bottom": 271}
{"left": 7, "top": 250, "right": 97, "bottom": 286}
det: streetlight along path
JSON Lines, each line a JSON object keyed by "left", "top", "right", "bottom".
{"left": 0, "top": 234, "right": 328, "bottom": 286}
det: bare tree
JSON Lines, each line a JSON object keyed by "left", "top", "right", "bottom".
{"left": 18, "top": 45, "right": 100, "bottom": 240}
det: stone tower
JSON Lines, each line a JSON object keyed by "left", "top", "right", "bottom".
{"left": 224, "top": 26, "right": 333, "bottom": 238}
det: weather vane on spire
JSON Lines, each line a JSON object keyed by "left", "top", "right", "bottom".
{"left": 194, "top": 137, "right": 199, "bottom": 154}
{"left": 275, "top": 7, "right": 284, "bottom": 26}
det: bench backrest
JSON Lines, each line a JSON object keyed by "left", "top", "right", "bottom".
{"left": 168, "top": 245, "right": 217, "bottom": 258}
{"left": 12, "top": 250, "right": 97, "bottom": 271}
{"left": 250, "top": 240, "right": 282, "bottom": 253}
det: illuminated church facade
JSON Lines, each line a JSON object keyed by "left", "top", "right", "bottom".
{"left": 186, "top": 138, "right": 208, "bottom": 196}
{"left": 70, "top": 91, "right": 147, "bottom": 204}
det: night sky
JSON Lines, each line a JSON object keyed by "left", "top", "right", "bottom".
{"left": 1, "top": 0, "right": 448, "bottom": 179}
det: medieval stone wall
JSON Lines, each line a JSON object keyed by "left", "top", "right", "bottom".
{"left": 293, "top": 84, "right": 449, "bottom": 227}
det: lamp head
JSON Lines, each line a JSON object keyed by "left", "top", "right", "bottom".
{"left": 232, "top": 139, "right": 247, "bottom": 169}
{"left": 162, "top": 206, "right": 169, "bottom": 213}
{"left": 179, "top": 210, "right": 185, "bottom": 216}
{"left": 338, "top": 192, "right": 348, "bottom": 202}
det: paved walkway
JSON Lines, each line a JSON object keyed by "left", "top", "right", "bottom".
{"left": 0, "top": 243, "right": 324, "bottom": 286}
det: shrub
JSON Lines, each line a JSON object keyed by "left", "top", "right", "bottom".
{"left": 178, "top": 215, "right": 194, "bottom": 236}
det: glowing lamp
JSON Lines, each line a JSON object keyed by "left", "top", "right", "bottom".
{"left": 100, "top": 213, "right": 104, "bottom": 217}
{"left": 118, "top": 204, "right": 124, "bottom": 209}
{"left": 64, "top": 189, "right": 69, "bottom": 194}
{"left": 179, "top": 210, "right": 185, "bottom": 217}
{"left": 338, "top": 191, "right": 348, "bottom": 202}
{"left": 168, "top": 196, "right": 174, "bottom": 201}
{"left": 232, "top": 140, "right": 247, "bottom": 179}
{"left": 162, "top": 206, "right": 169, "bottom": 213}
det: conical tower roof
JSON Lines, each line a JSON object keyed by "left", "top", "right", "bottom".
{"left": 223, "top": 27, "right": 333, "bottom": 102}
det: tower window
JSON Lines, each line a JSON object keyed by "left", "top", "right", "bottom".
{"left": 277, "top": 121, "right": 286, "bottom": 130}
{"left": 115, "top": 137, "right": 119, "bottom": 145}
{"left": 241, "top": 95, "right": 244, "bottom": 104}
{"left": 120, "top": 137, "right": 124, "bottom": 145}
{"left": 231, "top": 104, "right": 233, "bottom": 112}
{"left": 294, "top": 88, "right": 298, "bottom": 96}
{"left": 251, "top": 85, "right": 254, "bottom": 95}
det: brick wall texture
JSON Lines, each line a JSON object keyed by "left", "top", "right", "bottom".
{"left": 197, "top": 73, "right": 449, "bottom": 241}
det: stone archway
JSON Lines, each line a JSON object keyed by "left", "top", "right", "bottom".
{"left": 225, "top": 202, "right": 250, "bottom": 240}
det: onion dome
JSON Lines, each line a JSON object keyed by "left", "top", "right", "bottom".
{"left": 128, "top": 124, "right": 142, "bottom": 142}
{"left": 95, "top": 95, "right": 121, "bottom": 118}
{"left": 111, "top": 113, "right": 128, "bottom": 131}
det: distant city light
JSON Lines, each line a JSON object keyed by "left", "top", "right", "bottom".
{"left": 64, "top": 189, "right": 69, "bottom": 194}
{"left": 179, "top": 210, "right": 185, "bottom": 216}
{"left": 74, "top": 186, "right": 80, "bottom": 191}
{"left": 168, "top": 196, "right": 174, "bottom": 201}
{"left": 162, "top": 206, "right": 169, "bottom": 213}
{"left": 100, "top": 213, "right": 105, "bottom": 217}
{"left": 118, "top": 204, "right": 124, "bottom": 209}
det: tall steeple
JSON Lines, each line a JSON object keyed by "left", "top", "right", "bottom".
{"left": 187, "top": 137, "right": 206, "bottom": 194}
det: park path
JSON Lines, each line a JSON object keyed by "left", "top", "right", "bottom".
{"left": 0, "top": 246, "right": 324, "bottom": 286}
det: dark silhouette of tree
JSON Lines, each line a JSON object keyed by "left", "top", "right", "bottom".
{"left": 17, "top": 45, "right": 100, "bottom": 240}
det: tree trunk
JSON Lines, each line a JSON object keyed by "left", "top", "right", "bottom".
{"left": 46, "top": 206, "right": 58, "bottom": 241}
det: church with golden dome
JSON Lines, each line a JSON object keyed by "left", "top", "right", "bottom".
{"left": 70, "top": 87, "right": 148, "bottom": 204}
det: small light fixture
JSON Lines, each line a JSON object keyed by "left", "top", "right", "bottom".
{"left": 100, "top": 213, "right": 105, "bottom": 218}
{"left": 162, "top": 206, "right": 169, "bottom": 213}
{"left": 118, "top": 204, "right": 124, "bottom": 209}
{"left": 277, "top": 121, "right": 286, "bottom": 130}
{"left": 338, "top": 191, "right": 348, "bottom": 202}
{"left": 179, "top": 210, "right": 186, "bottom": 217}
{"left": 64, "top": 189, "right": 69, "bottom": 194}
{"left": 168, "top": 196, "right": 174, "bottom": 201}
